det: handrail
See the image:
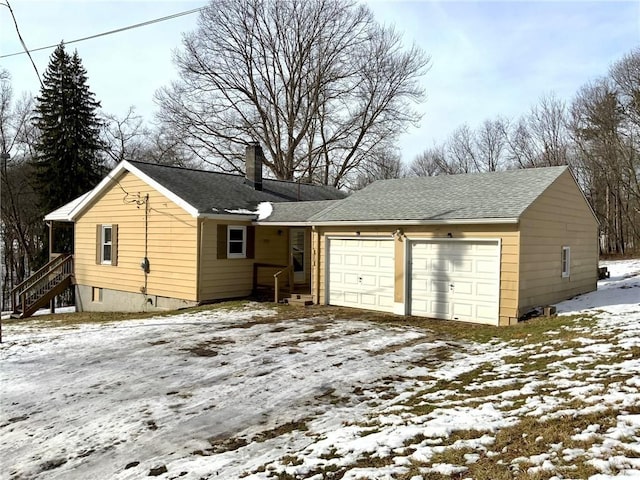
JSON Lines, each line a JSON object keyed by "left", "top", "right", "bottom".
{"left": 11, "top": 254, "right": 70, "bottom": 298}
{"left": 12, "top": 255, "right": 73, "bottom": 313}
{"left": 273, "top": 265, "right": 293, "bottom": 303}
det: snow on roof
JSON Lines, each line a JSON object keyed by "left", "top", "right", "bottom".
{"left": 43, "top": 191, "right": 91, "bottom": 222}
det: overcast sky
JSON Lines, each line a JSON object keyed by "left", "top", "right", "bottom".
{"left": 1, "top": 0, "right": 637, "bottom": 163}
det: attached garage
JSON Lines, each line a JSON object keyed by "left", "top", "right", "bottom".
{"left": 262, "top": 166, "right": 599, "bottom": 326}
{"left": 326, "top": 238, "right": 395, "bottom": 313}
{"left": 408, "top": 239, "right": 500, "bottom": 325}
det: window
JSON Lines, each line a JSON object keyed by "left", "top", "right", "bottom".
{"left": 92, "top": 287, "right": 103, "bottom": 302}
{"left": 561, "top": 246, "right": 570, "bottom": 278}
{"left": 96, "top": 224, "right": 117, "bottom": 266}
{"left": 101, "top": 225, "right": 113, "bottom": 264}
{"left": 227, "top": 226, "right": 246, "bottom": 258}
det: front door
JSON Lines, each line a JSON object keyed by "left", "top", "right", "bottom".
{"left": 290, "top": 228, "right": 306, "bottom": 284}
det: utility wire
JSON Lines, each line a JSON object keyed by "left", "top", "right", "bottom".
{"left": 0, "top": 6, "right": 205, "bottom": 59}
{"left": 2, "top": 0, "right": 44, "bottom": 87}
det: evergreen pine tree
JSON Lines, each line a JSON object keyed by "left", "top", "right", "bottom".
{"left": 32, "top": 43, "right": 104, "bottom": 214}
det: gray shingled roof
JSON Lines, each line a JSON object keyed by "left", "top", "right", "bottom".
{"left": 264, "top": 200, "right": 342, "bottom": 223}
{"left": 303, "top": 166, "right": 568, "bottom": 223}
{"left": 129, "top": 161, "right": 346, "bottom": 213}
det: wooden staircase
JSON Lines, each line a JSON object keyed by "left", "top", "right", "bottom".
{"left": 11, "top": 254, "right": 74, "bottom": 319}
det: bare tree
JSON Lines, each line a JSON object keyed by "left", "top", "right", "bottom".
{"left": 571, "top": 72, "right": 639, "bottom": 254}
{"left": 155, "top": 0, "right": 429, "bottom": 187}
{"left": 507, "top": 94, "right": 570, "bottom": 168}
{"left": 409, "top": 145, "right": 447, "bottom": 176}
{"left": 445, "top": 124, "right": 476, "bottom": 173}
{"left": 0, "top": 71, "right": 41, "bottom": 309}
{"left": 474, "top": 118, "right": 508, "bottom": 172}
{"left": 101, "top": 106, "right": 149, "bottom": 166}
{"left": 351, "top": 147, "right": 405, "bottom": 190}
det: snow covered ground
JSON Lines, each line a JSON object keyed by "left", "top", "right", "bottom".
{"left": 1, "top": 260, "right": 639, "bottom": 480}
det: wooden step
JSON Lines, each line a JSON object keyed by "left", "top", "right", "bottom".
{"left": 285, "top": 294, "right": 313, "bottom": 306}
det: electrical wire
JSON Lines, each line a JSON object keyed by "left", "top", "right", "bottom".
{"left": 2, "top": 0, "right": 44, "bottom": 87}
{"left": 0, "top": 5, "right": 205, "bottom": 59}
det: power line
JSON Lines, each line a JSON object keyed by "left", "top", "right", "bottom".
{"left": 2, "top": 0, "right": 43, "bottom": 87}
{"left": 0, "top": 6, "right": 205, "bottom": 59}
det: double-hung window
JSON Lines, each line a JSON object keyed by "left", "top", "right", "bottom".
{"left": 101, "top": 225, "right": 113, "bottom": 264}
{"left": 96, "top": 224, "right": 117, "bottom": 266}
{"left": 227, "top": 226, "right": 246, "bottom": 259}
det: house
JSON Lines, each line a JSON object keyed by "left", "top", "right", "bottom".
{"left": 19, "top": 145, "right": 343, "bottom": 316}
{"left": 15, "top": 146, "right": 598, "bottom": 326}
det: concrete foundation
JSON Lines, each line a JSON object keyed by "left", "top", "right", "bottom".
{"left": 75, "top": 284, "right": 198, "bottom": 313}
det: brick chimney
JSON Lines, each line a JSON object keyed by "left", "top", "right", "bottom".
{"left": 245, "top": 143, "right": 263, "bottom": 191}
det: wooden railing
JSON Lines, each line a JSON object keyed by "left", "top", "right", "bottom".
{"left": 252, "top": 262, "right": 295, "bottom": 302}
{"left": 11, "top": 254, "right": 74, "bottom": 318}
{"left": 273, "top": 265, "right": 293, "bottom": 303}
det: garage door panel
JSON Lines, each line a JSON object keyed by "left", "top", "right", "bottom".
{"left": 453, "top": 260, "right": 474, "bottom": 273}
{"left": 432, "top": 280, "right": 450, "bottom": 293}
{"left": 379, "top": 256, "right": 394, "bottom": 269}
{"left": 476, "top": 282, "right": 497, "bottom": 297}
{"left": 410, "top": 240, "right": 500, "bottom": 325}
{"left": 329, "top": 271, "right": 343, "bottom": 283}
{"left": 360, "top": 274, "right": 377, "bottom": 287}
{"left": 452, "top": 302, "right": 473, "bottom": 318}
{"left": 345, "top": 255, "right": 359, "bottom": 266}
{"left": 476, "top": 259, "right": 499, "bottom": 274}
{"left": 453, "top": 281, "right": 473, "bottom": 295}
{"left": 432, "top": 259, "right": 449, "bottom": 273}
{"left": 328, "top": 238, "right": 395, "bottom": 313}
{"left": 431, "top": 301, "right": 450, "bottom": 316}
{"left": 343, "top": 272, "right": 359, "bottom": 285}
{"left": 379, "top": 276, "right": 394, "bottom": 288}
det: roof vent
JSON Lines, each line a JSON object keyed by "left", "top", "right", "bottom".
{"left": 245, "top": 143, "right": 264, "bottom": 191}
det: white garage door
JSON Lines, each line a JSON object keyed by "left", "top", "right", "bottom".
{"left": 409, "top": 240, "right": 500, "bottom": 325}
{"left": 327, "top": 238, "right": 395, "bottom": 313}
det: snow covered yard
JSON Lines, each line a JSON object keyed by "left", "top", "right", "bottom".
{"left": 1, "top": 260, "right": 639, "bottom": 480}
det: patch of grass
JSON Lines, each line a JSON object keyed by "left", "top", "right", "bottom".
{"left": 319, "top": 447, "right": 340, "bottom": 460}
{"left": 181, "top": 343, "right": 218, "bottom": 357}
{"left": 207, "top": 436, "right": 248, "bottom": 454}
{"left": 6, "top": 300, "right": 266, "bottom": 330}
{"left": 463, "top": 407, "right": 618, "bottom": 480}
{"left": 252, "top": 420, "right": 309, "bottom": 443}
{"left": 280, "top": 455, "right": 304, "bottom": 466}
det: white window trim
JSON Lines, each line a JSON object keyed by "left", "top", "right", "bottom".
{"left": 101, "top": 225, "right": 113, "bottom": 265}
{"left": 227, "top": 225, "right": 247, "bottom": 259}
{"left": 561, "top": 246, "right": 570, "bottom": 278}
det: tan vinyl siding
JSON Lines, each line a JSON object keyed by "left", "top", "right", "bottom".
{"left": 198, "top": 219, "right": 254, "bottom": 300}
{"left": 254, "top": 226, "right": 290, "bottom": 286}
{"left": 314, "top": 223, "right": 520, "bottom": 324}
{"left": 74, "top": 171, "right": 198, "bottom": 301}
{"left": 518, "top": 169, "right": 598, "bottom": 313}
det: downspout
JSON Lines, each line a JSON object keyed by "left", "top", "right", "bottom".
{"left": 312, "top": 226, "right": 321, "bottom": 304}
{"left": 197, "top": 218, "right": 204, "bottom": 303}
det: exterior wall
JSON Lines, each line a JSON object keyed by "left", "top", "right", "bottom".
{"left": 518, "top": 169, "right": 598, "bottom": 314}
{"left": 76, "top": 285, "right": 197, "bottom": 312}
{"left": 198, "top": 218, "right": 254, "bottom": 300}
{"left": 255, "top": 226, "right": 290, "bottom": 286}
{"left": 74, "top": 171, "right": 198, "bottom": 311}
{"left": 198, "top": 223, "right": 312, "bottom": 301}
{"left": 313, "top": 224, "right": 520, "bottom": 325}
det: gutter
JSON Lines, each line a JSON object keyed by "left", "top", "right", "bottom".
{"left": 254, "top": 217, "right": 519, "bottom": 227}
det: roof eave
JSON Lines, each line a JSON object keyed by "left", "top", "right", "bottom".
{"left": 197, "top": 213, "right": 257, "bottom": 221}
{"left": 306, "top": 218, "right": 520, "bottom": 226}
{"left": 68, "top": 160, "right": 201, "bottom": 221}
{"left": 253, "top": 221, "right": 314, "bottom": 226}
